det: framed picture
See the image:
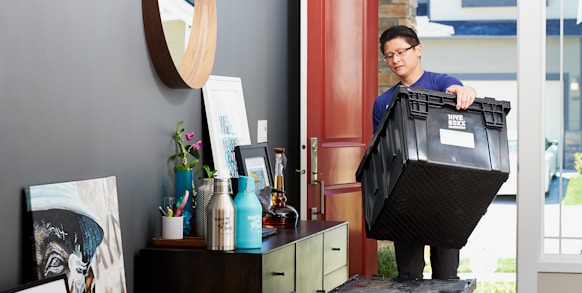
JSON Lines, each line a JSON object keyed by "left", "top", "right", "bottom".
{"left": 0, "top": 274, "right": 69, "bottom": 293}
{"left": 25, "top": 176, "right": 127, "bottom": 293}
{"left": 202, "top": 75, "right": 252, "bottom": 178}
{"left": 235, "top": 143, "right": 273, "bottom": 192}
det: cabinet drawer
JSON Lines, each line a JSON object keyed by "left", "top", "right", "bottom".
{"left": 296, "top": 233, "right": 324, "bottom": 292}
{"left": 263, "top": 244, "right": 295, "bottom": 293}
{"left": 323, "top": 223, "right": 348, "bottom": 274}
{"left": 324, "top": 265, "right": 348, "bottom": 292}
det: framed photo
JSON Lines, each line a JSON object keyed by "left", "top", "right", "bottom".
{"left": 235, "top": 143, "right": 273, "bottom": 192}
{"left": 202, "top": 75, "right": 252, "bottom": 178}
{"left": 0, "top": 274, "right": 69, "bottom": 293}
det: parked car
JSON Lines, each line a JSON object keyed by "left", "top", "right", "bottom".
{"left": 497, "top": 133, "right": 559, "bottom": 195}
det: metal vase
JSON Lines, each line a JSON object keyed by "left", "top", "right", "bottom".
{"left": 195, "top": 178, "right": 214, "bottom": 238}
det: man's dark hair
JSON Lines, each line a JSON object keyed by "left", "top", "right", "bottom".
{"left": 379, "top": 25, "right": 420, "bottom": 55}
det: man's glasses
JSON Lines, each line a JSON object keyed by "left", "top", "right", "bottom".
{"left": 383, "top": 44, "right": 417, "bottom": 61}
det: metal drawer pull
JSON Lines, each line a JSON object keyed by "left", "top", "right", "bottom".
{"left": 273, "top": 272, "right": 285, "bottom": 276}
{"left": 332, "top": 248, "right": 341, "bottom": 251}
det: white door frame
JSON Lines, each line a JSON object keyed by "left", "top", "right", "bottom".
{"left": 299, "top": 0, "right": 308, "bottom": 220}
{"left": 517, "top": 0, "right": 545, "bottom": 291}
{"left": 299, "top": 1, "right": 582, "bottom": 289}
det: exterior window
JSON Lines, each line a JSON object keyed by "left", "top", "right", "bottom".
{"left": 543, "top": 3, "right": 582, "bottom": 256}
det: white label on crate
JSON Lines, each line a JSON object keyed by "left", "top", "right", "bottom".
{"left": 447, "top": 114, "right": 466, "bottom": 130}
{"left": 440, "top": 129, "right": 475, "bottom": 148}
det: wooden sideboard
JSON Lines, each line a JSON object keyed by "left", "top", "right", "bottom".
{"left": 136, "top": 221, "right": 348, "bottom": 293}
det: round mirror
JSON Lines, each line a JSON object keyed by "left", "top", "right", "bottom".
{"left": 143, "top": 0, "right": 216, "bottom": 89}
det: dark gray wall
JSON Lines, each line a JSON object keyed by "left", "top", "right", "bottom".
{"left": 0, "top": 0, "right": 300, "bottom": 291}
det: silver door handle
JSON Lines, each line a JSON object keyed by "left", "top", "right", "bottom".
{"left": 311, "top": 179, "right": 325, "bottom": 216}
{"left": 310, "top": 137, "right": 325, "bottom": 216}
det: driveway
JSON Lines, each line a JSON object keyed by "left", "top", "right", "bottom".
{"left": 458, "top": 195, "right": 516, "bottom": 281}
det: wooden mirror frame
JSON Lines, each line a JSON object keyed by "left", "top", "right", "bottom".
{"left": 142, "top": 0, "right": 217, "bottom": 89}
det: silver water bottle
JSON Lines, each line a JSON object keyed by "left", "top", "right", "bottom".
{"left": 206, "top": 177, "right": 236, "bottom": 251}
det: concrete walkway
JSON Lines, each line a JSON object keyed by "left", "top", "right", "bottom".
{"left": 457, "top": 174, "right": 582, "bottom": 283}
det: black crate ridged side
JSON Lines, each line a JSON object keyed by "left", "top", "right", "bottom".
{"left": 356, "top": 86, "right": 511, "bottom": 249}
{"left": 366, "top": 162, "right": 508, "bottom": 248}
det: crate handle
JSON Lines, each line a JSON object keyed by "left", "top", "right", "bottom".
{"left": 407, "top": 91, "right": 508, "bottom": 129}
{"left": 407, "top": 91, "right": 457, "bottom": 119}
{"left": 479, "top": 99, "right": 507, "bottom": 129}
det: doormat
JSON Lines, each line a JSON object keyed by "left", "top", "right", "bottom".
{"left": 330, "top": 274, "right": 476, "bottom": 293}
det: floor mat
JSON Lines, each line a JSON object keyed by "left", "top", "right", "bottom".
{"left": 330, "top": 275, "right": 476, "bottom": 293}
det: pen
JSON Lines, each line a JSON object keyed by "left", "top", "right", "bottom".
{"left": 158, "top": 206, "right": 167, "bottom": 217}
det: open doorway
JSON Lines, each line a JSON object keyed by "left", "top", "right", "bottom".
{"left": 375, "top": 1, "right": 520, "bottom": 291}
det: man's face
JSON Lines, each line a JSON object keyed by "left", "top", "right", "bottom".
{"left": 382, "top": 37, "right": 422, "bottom": 78}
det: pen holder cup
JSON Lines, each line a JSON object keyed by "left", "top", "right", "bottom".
{"left": 162, "top": 216, "right": 184, "bottom": 240}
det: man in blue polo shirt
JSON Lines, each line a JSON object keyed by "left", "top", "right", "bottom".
{"left": 373, "top": 25, "right": 476, "bottom": 280}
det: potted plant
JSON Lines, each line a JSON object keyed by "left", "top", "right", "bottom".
{"left": 169, "top": 120, "right": 216, "bottom": 236}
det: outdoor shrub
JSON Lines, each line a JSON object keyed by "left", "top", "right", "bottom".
{"left": 574, "top": 152, "right": 582, "bottom": 174}
{"left": 377, "top": 244, "right": 398, "bottom": 278}
{"left": 458, "top": 258, "right": 472, "bottom": 273}
{"left": 496, "top": 258, "right": 516, "bottom": 273}
{"left": 477, "top": 281, "right": 516, "bottom": 293}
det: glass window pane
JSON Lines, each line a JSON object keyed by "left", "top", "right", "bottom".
{"left": 544, "top": 238, "right": 560, "bottom": 254}
{"left": 543, "top": 2, "right": 582, "bottom": 255}
{"left": 560, "top": 239, "right": 582, "bottom": 255}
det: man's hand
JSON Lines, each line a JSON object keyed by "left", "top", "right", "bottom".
{"left": 446, "top": 85, "right": 476, "bottom": 110}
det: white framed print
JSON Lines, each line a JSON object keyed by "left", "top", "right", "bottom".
{"left": 202, "top": 75, "right": 252, "bottom": 178}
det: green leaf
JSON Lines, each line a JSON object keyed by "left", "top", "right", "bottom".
{"left": 174, "top": 165, "right": 188, "bottom": 172}
{"left": 187, "top": 159, "right": 199, "bottom": 170}
{"left": 196, "top": 165, "right": 217, "bottom": 178}
{"left": 176, "top": 120, "right": 184, "bottom": 133}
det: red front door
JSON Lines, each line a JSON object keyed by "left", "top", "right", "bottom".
{"left": 305, "top": 0, "right": 378, "bottom": 277}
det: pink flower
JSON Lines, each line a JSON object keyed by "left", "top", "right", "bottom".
{"left": 170, "top": 120, "right": 216, "bottom": 178}
{"left": 194, "top": 140, "right": 203, "bottom": 151}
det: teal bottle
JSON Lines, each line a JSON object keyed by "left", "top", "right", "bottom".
{"left": 234, "top": 176, "right": 262, "bottom": 249}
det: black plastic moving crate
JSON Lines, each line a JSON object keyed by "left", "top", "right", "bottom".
{"left": 355, "top": 86, "right": 511, "bottom": 249}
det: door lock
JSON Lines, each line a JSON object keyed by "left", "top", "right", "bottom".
{"left": 310, "top": 137, "right": 325, "bottom": 218}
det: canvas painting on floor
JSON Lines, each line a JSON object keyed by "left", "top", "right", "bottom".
{"left": 25, "top": 176, "right": 126, "bottom": 293}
